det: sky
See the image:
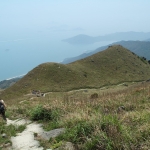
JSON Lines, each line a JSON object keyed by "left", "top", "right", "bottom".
{"left": 0, "top": 0, "right": 150, "bottom": 81}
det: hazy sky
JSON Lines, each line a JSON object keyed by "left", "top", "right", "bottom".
{"left": 0, "top": 0, "right": 150, "bottom": 39}
{"left": 0, "top": 0, "right": 150, "bottom": 81}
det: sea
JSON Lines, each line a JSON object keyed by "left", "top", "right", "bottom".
{"left": 0, "top": 36, "right": 113, "bottom": 81}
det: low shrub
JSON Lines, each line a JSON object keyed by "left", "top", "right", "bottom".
{"left": 30, "top": 105, "right": 61, "bottom": 121}
{"left": 30, "top": 105, "right": 52, "bottom": 121}
{"left": 90, "top": 93, "right": 98, "bottom": 99}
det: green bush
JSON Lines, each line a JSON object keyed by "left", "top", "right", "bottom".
{"left": 30, "top": 105, "right": 61, "bottom": 121}
{"left": 90, "top": 93, "right": 98, "bottom": 99}
{"left": 140, "top": 57, "right": 147, "bottom": 64}
{"left": 30, "top": 105, "right": 52, "bottom": 121}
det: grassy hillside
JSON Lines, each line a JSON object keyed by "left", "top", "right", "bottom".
{"left": 1, "top": 45, "right": 150, "bottom": 149}
{"left": 1, "top": 45, "right": 150, "bottom": 100}
{"left": 2, "top": 80, "right": 150, "bottom": 149}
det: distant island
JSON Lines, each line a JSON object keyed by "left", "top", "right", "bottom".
{"left": 62, "top": 31, "right": 150, "bottom": 45}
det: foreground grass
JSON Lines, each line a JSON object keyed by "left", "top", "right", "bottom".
{"left": 2, "top": 81, "right": 150, "bottom": 149}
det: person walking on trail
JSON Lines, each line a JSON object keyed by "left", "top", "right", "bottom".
{"left": 0, "top": 99, "right": 7, "bottom": 121}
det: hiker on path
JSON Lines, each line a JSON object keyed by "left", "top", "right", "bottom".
{"left": 0, "top": 99, "right": 7, "bottom": 121}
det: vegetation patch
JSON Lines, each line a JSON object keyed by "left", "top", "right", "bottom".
{"left": 30, "top": 105, "right": 61, "bottom": 121}
{"left": 0, "top": 121, "right": 26, "bottom": 147}
{"left": 30, "top": 105, "right": 51, "bottom": 121}
{"left": 56, "top": 120, "right": 94, "bottom": 145}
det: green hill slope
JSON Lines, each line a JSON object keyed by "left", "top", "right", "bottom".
{"left": 1, "top": 45, "right": 150, "bottom": 99}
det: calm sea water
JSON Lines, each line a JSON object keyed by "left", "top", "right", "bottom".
{"left": 0, "top": 37, "right": 113, "bottom": 81}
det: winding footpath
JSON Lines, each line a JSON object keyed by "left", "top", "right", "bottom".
{"left": 6, "top": 119, "right": 64, "bottom": 150}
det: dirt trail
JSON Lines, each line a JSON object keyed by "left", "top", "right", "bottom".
{"left": 6, "top": 119, "right": 64, "bottom": 150}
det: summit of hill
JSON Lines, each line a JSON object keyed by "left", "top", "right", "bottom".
{"left": 1, "top": 45, "right": 150, "bottom": 99}
{"left": 62, "top": 41, "right": 150, "bottom": 64}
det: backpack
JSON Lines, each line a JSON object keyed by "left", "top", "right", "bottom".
{"left": 0, "top": 101, "right": 4, "bottom": 111}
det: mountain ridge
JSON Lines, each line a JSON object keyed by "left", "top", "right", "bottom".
{"left": 1, "top": 45, "right": 150, "bottom": 100}
{"left": 62, "top": 41, "right": 150, "bottom": 64}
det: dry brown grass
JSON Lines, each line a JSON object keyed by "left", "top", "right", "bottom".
{"left": 3, "top": 81, "right": 150, "bottom": 149}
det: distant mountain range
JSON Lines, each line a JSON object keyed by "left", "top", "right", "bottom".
{"left": 62, "top": 32, "right": 150, "bottom": 45}
{"left": 0, "top": 77, "right": 21, "bottom": 90}
{"left": 62, "top": 41, "right": 150, "bottom": 64}
{"left": 1, "top": 45, "right": 150, "bottom": 100}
